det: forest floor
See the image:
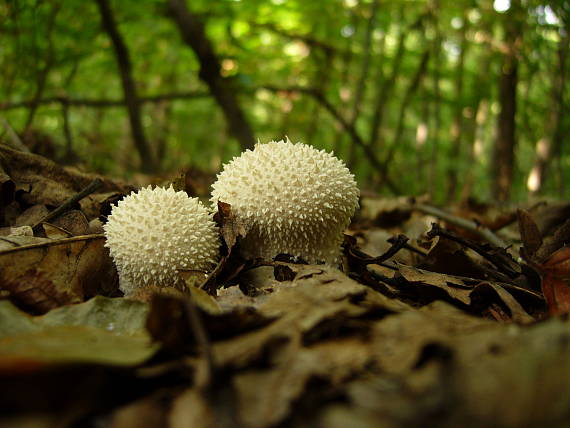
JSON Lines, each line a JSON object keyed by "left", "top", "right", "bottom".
{"left": 1, "top": 143, "right": 570, "bottom": 428}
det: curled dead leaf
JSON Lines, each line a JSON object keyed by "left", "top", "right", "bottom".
{"left": 0, "top": 234, "right": 117, "bottom": 314}
{"left": 537, "top": 247, "right": 570, "bottom": 316}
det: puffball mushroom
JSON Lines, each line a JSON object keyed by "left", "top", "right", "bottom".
{"left": 104, "top": 185, "right": 219, "bottom": 295}
{"left": 211, "top": 139, "right": 359, "bottom": 264}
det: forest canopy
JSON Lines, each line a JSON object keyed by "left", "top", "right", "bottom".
{"left": 0, "top": 0, "right": 568, "bottom": 202}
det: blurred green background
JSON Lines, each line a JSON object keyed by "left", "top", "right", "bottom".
{"left": 0, "top": 0, "right": 568, "bottom": 202}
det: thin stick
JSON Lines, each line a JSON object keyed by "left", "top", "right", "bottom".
{"left": 32, "top": 178, "right": 103, "bottom": 231}
{"left": 414, "top": 203, "right": 507, "bottom": 248}
{"left": 427, "top": 223, "right": 520, "bottom": 279}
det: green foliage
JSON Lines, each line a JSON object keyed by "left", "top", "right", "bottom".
{"left": 0, "top": 0, "right": 568, "bottom": 201}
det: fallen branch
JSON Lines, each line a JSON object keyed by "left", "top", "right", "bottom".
{"left": 167, "top": 0, "right": 256, "bottom": 151}
{"left": 415, "top": 203, "right": 507, "bottom": 248}
{"left": 32, "top": 178, "right": 104, "bottom": 232}
{"left": 426, "top": 223, "right": 521, "bottom": 280}
{"left": 2, "top": 85, "right": 403, "bottom": 190}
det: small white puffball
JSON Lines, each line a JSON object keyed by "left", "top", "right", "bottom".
{"left": 104, "top": 185, "right": 219, "bottom": 295}
{"left": 211, "top": 139, "right": 359, "bottom": 264}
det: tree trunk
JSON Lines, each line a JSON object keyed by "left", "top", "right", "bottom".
{"left": 492, "top": 1, "right": 523, "bottom": 201}
{"left": 347, "top": 0, "right": 380, "bottom": 169}
{"left": 429, "top": 0, "right": 442, "bottom": 200}
{"left": 377, "top": 48, "right": 430, "bottom": 190}
{"left": 526, "top": 28, "right": 568, "bottom": 196}
{"left": 166, "top": 0, "right": 255, "bottom": 152}
{"left": 94, "top": 0, "right": 157, "bottom": 173}
{"left": 333, "top": 8, "right": 360, "bottom": 156}
{"left": 305, "top": 48, "right": 334, "bottom": 142}
{"left": 369, "top": 8, "right": 421, "bottom": 150}
{"left": 445, "top": 11, "right": 468, "bottom": 201}
{"left": 459, "top": 3, "right": 494, "bottom": 201}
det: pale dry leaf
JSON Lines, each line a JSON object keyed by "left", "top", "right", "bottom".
{"left": 0, "top": 234, "right": 116, "bottom": 313}
{"left": 51, "top": 210, "right": 90, "bottom": 236}
{"left": 398, "top": 265, "right": 475, "bottom": 305}
{"left": 41, "top": 223, "right": 73, "bottom": 239}
{"left": 14, "top": 204, "right": 49, "bottom": 227}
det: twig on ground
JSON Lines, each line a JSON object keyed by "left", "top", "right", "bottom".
{"left": 387, "top": 236, "right": 428, "bottom": 257}
{"left": 414, "top": 203, "right": 507, "bottom": 248}
{"left": 32, "top": 178, "right": 103, "bottom": 232}
{"left": 427, "top": 223, "right": 521, "bottom": 279}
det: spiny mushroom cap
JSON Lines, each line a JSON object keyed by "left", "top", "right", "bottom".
{"left": 211, "top": 139, "right": 359, "bottom": 264}
{"left": 104, "top": 185, "right": 219, "bottom": 295}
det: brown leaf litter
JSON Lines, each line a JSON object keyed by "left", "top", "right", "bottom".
{"left": 2, "top": 150, "right": 570, "bottom": 427}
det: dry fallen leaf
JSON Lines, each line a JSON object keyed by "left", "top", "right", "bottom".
{"left": 2, "top": 148, "right": 569, "bottom": 428}
{"left": 537, "top": 247, "right": 570, "bottom": 316}
{"left": 0, "top": 234, "right": 117, "bottom": 313}
{"left": 0, "top": 144, "right": 127, "bottom": 208}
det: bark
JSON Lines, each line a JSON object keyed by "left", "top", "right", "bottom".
{"left": 166, "top": 0, "right": 255, "bottom": 151}
{"left": 94, "top": 0, "right": 157, "bottom": 173}
{"left": 526, "top": 28, "right": 568, "bottom": 196}
{"left": 493, "top": 63, "right": 518, "bottom": 201}
{"left": 492, "top": 0, "right": 523, "bottom": 201}
{"left": 347, "top": 0, "right": 380, "bottom": 169}
{"left": 445, "top": 12, "right": 468, "bottom": 201}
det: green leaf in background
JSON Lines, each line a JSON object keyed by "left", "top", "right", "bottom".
{"left": 0, "top": 296, "right": 158, "bottom": 368}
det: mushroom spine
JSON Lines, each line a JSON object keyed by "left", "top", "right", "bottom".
{"left": 104, "top": 185, "right": 219, "bottom": 295}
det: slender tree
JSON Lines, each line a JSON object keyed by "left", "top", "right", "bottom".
{"left": 492, "top": 0, "right": 523, "bottom": 201}
{"left": 377, "top": 48, "right": 430, "bottom": 190}
{"left": 459, "top": 1, "right": 495, "bottom": 201}
{"left": 333, "top": 7, "right": 360, "bottom": 156}
{"left": 94, "top": 0, "right": 157, "bottom": 173}
{"left": 526, "top": 16, "right": 568, "bottom": 196}
{"left": 369, "top": 11, "right": 409, "bottom": 149}
{"left": 166, "top": 0, "right": 255, "bottom": 151}
{"left": 305, "top": 45, "right": 334, "bottom": 142}
{"left": 347, "top": 0, "right": 380, "bottom": 169}
{"left": 445, "top": 10, "right": 469, "bottom": 201}
{"left": 428, "top": 0, "right": 442, "bottom": 200}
